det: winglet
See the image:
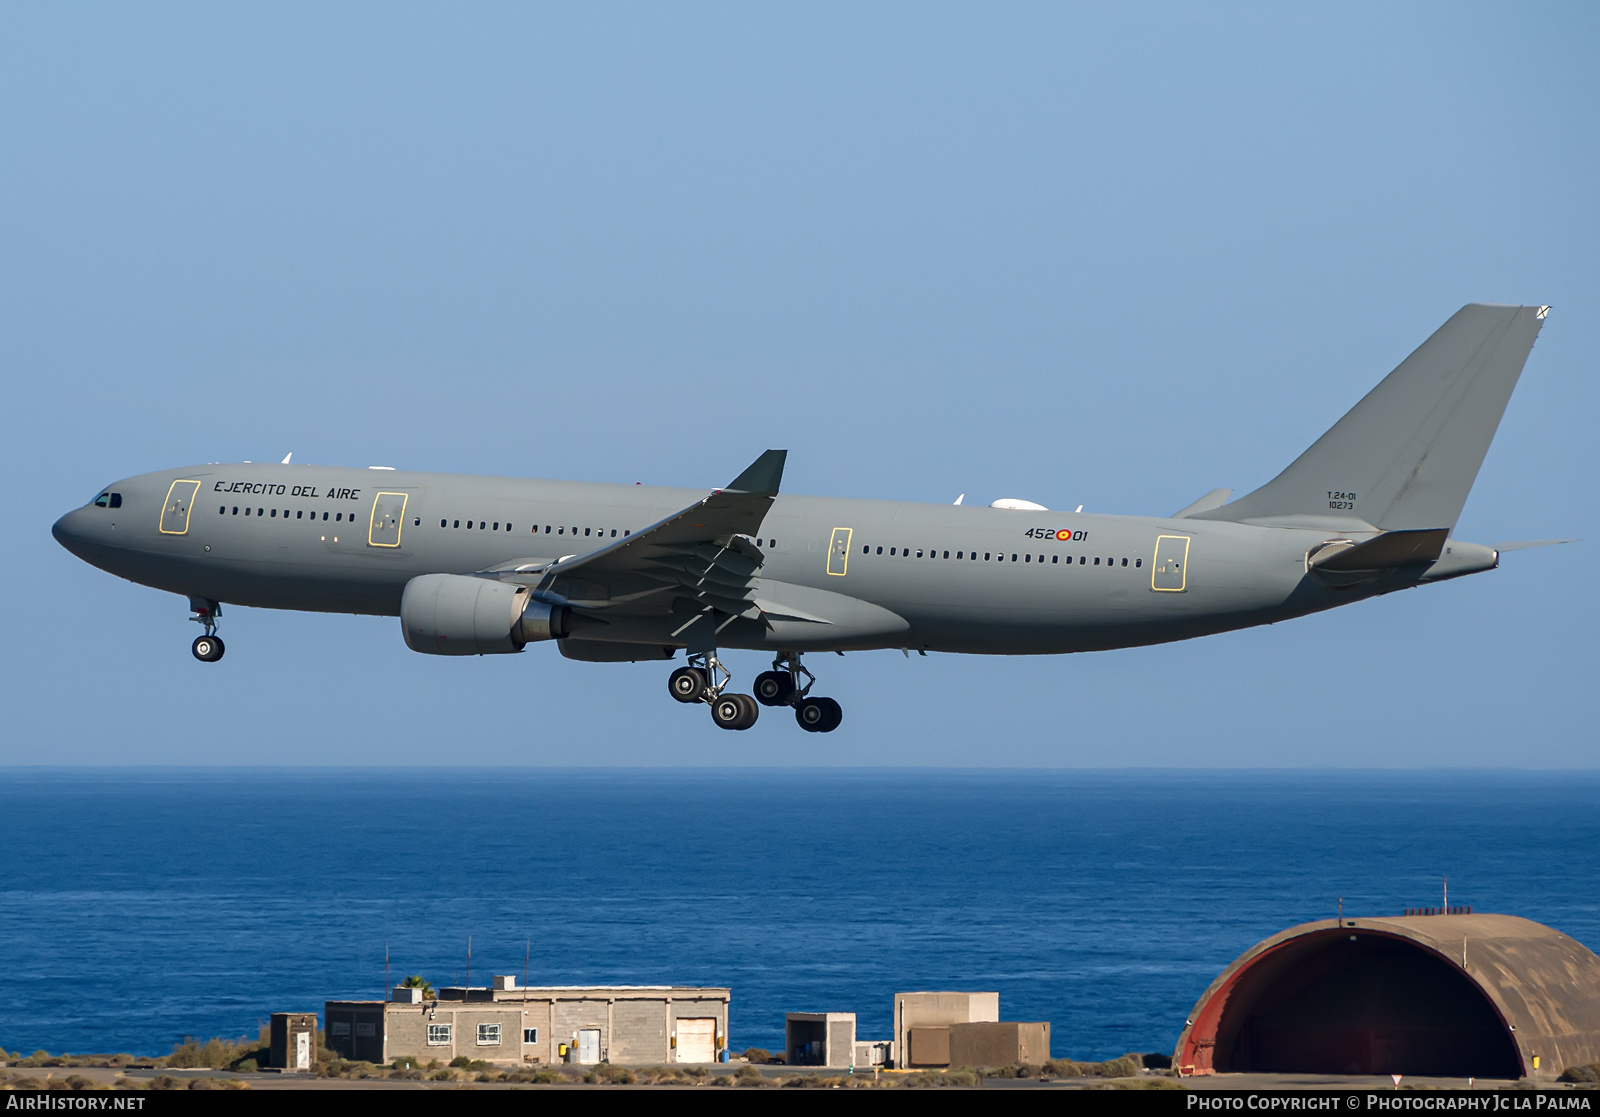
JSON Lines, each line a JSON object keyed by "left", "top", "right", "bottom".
{"left": 726, "top": 449, "right": 787, "bottom": 494}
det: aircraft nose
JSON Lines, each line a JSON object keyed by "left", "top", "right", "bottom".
{"left": 52, "top": 507, "right": 92, "bottom": 557}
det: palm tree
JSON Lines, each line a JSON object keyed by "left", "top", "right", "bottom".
{"left": 400, "top": 975, "right": 436, "bottom": 1001}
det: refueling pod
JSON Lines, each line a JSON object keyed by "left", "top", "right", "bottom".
{"left": 401, "top": 573, "right": 567, "bottom": 655}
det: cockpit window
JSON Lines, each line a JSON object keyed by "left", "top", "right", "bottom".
{"left": 91, "top": 492, "right": 122, "bottom": 508}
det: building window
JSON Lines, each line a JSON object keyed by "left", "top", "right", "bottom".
{"left": 427, "top": 1024, "right": 452, "bottom": 1046}
{"left": 477, "top": 1023, "right": 501, "bottom": 1046}
{"left": 356, "top": 1022, "right": 376, "bottom": 1037}
{"left": 330, "top": 1021, "right": 351, "bottom": 1037}
{"left": 523, "top": 1028, "right": 538, "bottom": 1045}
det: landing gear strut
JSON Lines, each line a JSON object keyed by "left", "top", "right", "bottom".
{"left": 757, "top": 653, "right": 843, "bottom": 733}
{"left": 189, "top": 597, "right": 225, "bottom": 663}
{"left": 668, "top": 651, "right": 759, "bottom": 730}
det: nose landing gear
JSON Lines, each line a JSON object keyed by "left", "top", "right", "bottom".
{"left": 188, "top": 597, "right": 225, "bottom": 662}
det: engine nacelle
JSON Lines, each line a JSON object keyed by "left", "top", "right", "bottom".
{"left": 401, "top": 573, "right": 568, "bottom": 656}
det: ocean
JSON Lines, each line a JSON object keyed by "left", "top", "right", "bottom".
{"left": 2, "top": 768, "right": 1596, "bottom": 1060}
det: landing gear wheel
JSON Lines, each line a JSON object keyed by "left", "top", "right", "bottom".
{"left": 668, "top": 666, "right": 708, "bottom": 703}
{"left": 711, "top": 693, "right": 759, "bottom": 730}
{"left": 795, "top": 696, "right": 841, "bottom": 733}
{"left": 191, "top": 635, "right": 225, "bottom": 663}
{"left": 753, "top": 670, "right": 796, "bottom": 707}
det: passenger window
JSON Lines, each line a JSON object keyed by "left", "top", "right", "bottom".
{"left": 916, "top": 549, "right": 923, "bottom": 558}
{"left": 611, "top": 529, "right": 617, "bottom": 537}
{"left": 1094, "top": 557, "right": 1100, "bottom": 565}
{"left": 1121, "top": 557, "right": 1128, "bottom": 567}
{"left": 415, "top": 518, "right": 421, "bottom": 527}
{"left": 943, "top": 550, "right": 950, "bottom": 559}
{"left": 1024, "top": 553, "right": 1031, "bottom": 562}
{"left": 232, "top": 507, "right": 239, "bottom": 515}
{"left": 245, "top": 507, "right": 252, "bottom": 516}
{"left": 297, "top": 511, "right": 303, "bottom": 519}
{"left": 625, "top": 530, "right": 631, "bottom": 536}
{"left": 1079, "top": 556, "right": 1086, "bottom": 565}
{"left": 1052, "top": 555, "right": 1058, "bottom": 564}
{"left": 323, "top": 512, "right": 329, "bottom": 521}
{"left": 218, "top": 506, "right": 225, "bottom": 515}
{"left": 270, "top": 509, "right": 277, "bottom": 517}
{"left": 584, "top": 528, "right": 590, "bottom": 536}
{"left": 985, "top": 552, "right": 991, "bottom": 560}
{"left": 493, "top": 522, "right": 499, "bottom": 531}
{"left": 956, "top": 551, "right": 963, "bottom": 559}
{"left": 890, "top": 548, "right": 896, "bottom": 556}
{"left": 558, "top": 527, "right": 564, "bottom": 534}
{"left": 861, "top": 545, "right": 868, "bottom": 554}
{"left": 1136, "top": 558, "right": 1142, "bottom": 568}
{"left": 1011, "top": 554, "right": 1018, "bottom": 562}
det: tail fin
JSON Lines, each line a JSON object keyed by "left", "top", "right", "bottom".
{"left": 1193, "top": 304, "right": 1548, "bottom": 531}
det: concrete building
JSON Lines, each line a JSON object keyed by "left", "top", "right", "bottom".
{"left": 949, "top": 1022, "right": 1051, "bottom": 1067}
{"left": 327, "top": 979, "right": 730, "bottom": 1067}
{"left": 786, "top": 1013, "right": 855, "bottom": 1068}
{"left": 894, "top": 991, "right": 999, "bottom": 1068}
{"left": 1175, "top": 912, "right": 1600, "bottom": 1081}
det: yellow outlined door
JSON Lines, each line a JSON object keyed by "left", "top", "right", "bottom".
{"left": 368, "top": 492, "right": 408, "bottom": 547}
{"left": 158, "top": 479, "right": 202, "bottom": 535}
{"left": 827, "top": 527, "right": 853, "bottom": 576}
{"left": 1152, "top": 535, "right": 1190, "bottom": 591}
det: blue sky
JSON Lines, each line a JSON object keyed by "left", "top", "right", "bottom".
{"left": 2, "top": 3, "right": 1594, "bottom": 766}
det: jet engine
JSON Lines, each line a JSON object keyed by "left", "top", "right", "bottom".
{"left": 400, "top": 573, "right": 567, "bottom": 655}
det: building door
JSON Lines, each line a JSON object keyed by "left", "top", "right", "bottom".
{"left": 827, "top": 527, "right": 853, "bottom": 576}
{"left": 1152, "top": 534, "right": 1191, "bottom": 592}
{"left": 677, "top": 1018, "right": 716, "bottom": 1063}
{"left": 368, "top": 492, "right": 409, "bottom": 548}
{"left": 159, "top": 479, "right": 202, "bottom": 535}
{"left": 577, "top": 1028, "right": 601, "bottom": 1064}
{"left": 294, "top": 1031, "right": 310, "bottom": 1070}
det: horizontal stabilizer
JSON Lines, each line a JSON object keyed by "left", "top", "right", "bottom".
{"left": 1311, "top": 528, "right": 1448, "bottom": 572}
{"left": 1172, "top": 488, "right": 1232, "bottom": 519}
{"left": 1493, "top": 539, "right": 1573, "bottom": 552}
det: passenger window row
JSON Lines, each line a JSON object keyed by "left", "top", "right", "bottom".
{"left": 220, "top": 506, "right": 349, "bottom": 522}
{"left": 441, "top": 519, "right": 515, "bottom": 532}
{"left": 530, "top": 525, "right": 631, "bottom": 538}
{"left": 858, "top": 544, "right": 1140, "bottom": 568}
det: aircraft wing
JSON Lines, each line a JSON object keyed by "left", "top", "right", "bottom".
{"left": 522, "top": 450, "right": 786, "bottom": 619}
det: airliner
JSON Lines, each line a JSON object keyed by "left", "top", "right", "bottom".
{"left": 53, "top": 303, "right": 1555, "bottom": 733}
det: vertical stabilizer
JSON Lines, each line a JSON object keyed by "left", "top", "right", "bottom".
{"left": 1193, "top": 304, "right": 1547, "bottom": 530}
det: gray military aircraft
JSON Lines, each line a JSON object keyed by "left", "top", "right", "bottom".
{"left": 54, "top": 303, "right": 1555, "bottom": 733}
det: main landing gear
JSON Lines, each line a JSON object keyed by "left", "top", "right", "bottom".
{"left": 756, "top": 653, "right": 843, "bottom": 733}
{"left": 667, "top": 651, "right": 843, "bottom": 732}
{"left": 189, "top": 597, "right": 225, "bottom": 663}
{"left": 668, "top": 652, "right": 757, "bottom": 730}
